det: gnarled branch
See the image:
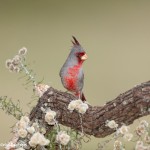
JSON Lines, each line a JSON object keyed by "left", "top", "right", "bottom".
{"left": 30, "top": 80, "right": 150, "bottom": 138}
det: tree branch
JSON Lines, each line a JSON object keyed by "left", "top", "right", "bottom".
{"left": 30, "top": 80, "right": 150, "bottom": 138}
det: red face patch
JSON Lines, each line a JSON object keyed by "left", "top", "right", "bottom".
{"left": 76, "top": 52, "right": 85, "bottom": 58}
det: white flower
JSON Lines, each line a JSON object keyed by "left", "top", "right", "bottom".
{"left": 78, "top": 103, "right": 89, "bottom": 114}
{"left": 68, "top": 100, "right": 77, "bottom": 111}
{"left": 74, "top": 99, "right": 83, "bottom": 109}
{"left": 18, "top": 128, "right": 28, "bottom": 138}
{"left": 135, "top": 141, "right": 148, "bottom": 150}
{"left": 29, "top": 132, "right": 50, "bottom": 147}
{"left": 114, "top": 140, "right": 123, "bottom": 150}
{"left": 68, "top": 99, "right": 89, "bottom": 114}
{"left": 123, "top": 133, "right": 133, "bottom": 141}
{"left": 136, "top": 125, "right": 146, "bottom": 136}
{"left": 18, "top": 47, "right": 27, "bottom": 56}
{"left": 45, "top": 110, "right": 56, "bottom": 125}
{"left": 56, "top": 131, "right": 70, "bottom": 146}
{"left": 15, "top": 116, "right": 30, "bottom": 130}
{"left": 16, "top": 121, "right": 27, "bottom": 130}
{"left": 106, "top": 120, "right": 118, "bottom": 129}
{"left": 5, "top": 141, "right": 15, "bottom": 150}
{"left": 35, "top": 84, "right": 50, "bottom": 97}
{"left": 32, "top": 122, "right": 39, "bottom": 131}
{"left": 12, "top": 55, "right": 21, "bottom": 65}
{"left": 5, "top": 57, "right": 21, "bottom": 73}
{"left": 27, "top": 126, "right": 35, "bottom": 134}
{"left": 41, "top": 107, "right": 46, "bottom": 112}
{"left": 41, "top": 127, "right": 46, "bottom": 134}
{"left": 8, "top": 63, "right": 15, "bottom": 72}
{"left": 11, "top": 133, "right": 19, "bottom": 144}
{"left": 5, "top": 59, "right": 12, "bottom": 68}
{"left": 119, "top": 125, "right": 129, "bottom": 134}
{"left": 140, "top": 120, "right": 149, "bottom": 128}
{"left": 14, "top": 66, "right": 20, "bottom": 73}
{"left": 44, "top": 103, "right": 48, "bottom": 106}
{"left": 144, "top": 132, "right": 150, "bottom": 144}
{"left": 136, "top": 141, "right": 143, "bottom": 146}
{"left": 16, "top": 148, "right": 25, "bottom": 150}
{"left": 20, "top": 116, "right": 30, "bottom": 124}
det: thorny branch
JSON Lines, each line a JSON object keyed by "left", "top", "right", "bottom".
{"left": 30, "top": 80, "right": 150, "bottom": 138}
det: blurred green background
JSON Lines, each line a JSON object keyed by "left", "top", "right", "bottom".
{"left": 0, "top": 0, "right": 150, "bottom": 149}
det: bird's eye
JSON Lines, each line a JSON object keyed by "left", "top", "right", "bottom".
{"left": 76, "top": 52, "right": 80, "bottom": 57}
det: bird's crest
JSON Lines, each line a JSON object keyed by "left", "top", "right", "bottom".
{"left": 72, "top": 36, "right": 80, "bottom": 46}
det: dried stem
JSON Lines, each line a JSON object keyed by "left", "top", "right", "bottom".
{"left": 20, "top": 63, "right": 36, "bottom": 86}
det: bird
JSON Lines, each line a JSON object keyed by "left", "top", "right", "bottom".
{"left": 59, "top": 36, "right": 88, "bottom": 101}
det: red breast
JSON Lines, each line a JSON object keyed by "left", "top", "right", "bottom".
{"left": 64, "top": 64, "right": 81, "bottom": 91}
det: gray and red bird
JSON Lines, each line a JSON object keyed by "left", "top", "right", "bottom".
{"left": 59, "top": 36, "right": 88, "bottom": 101}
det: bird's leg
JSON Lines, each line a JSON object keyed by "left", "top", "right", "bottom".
{"left": 78, "top": 93, "right": 81, "bottom": 100}
{"left": 74, "top": 92, "right": 80, "bottom": 100}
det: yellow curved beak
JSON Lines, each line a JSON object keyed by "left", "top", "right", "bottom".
{"left": 81, "top": 53, "right": 88, "bottom": 60}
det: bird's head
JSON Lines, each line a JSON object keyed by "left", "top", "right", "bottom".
{"left": 71, "top": 36, "right": 88, "bottom": 63}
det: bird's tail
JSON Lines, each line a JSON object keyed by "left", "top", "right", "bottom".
{"left": 81, "top": 92, "right": 86, "bottom": 101}
{"left": 75, "top": 92, "right": 86, "bottom": 101}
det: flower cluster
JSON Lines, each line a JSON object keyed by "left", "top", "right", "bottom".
{"left": 56, "top": 131, "right": 70, "bottom": 146}
{"left": 119, "top": 125, "right": 133, "bottom": 141}
{"left": 5, "top": 47, "right": 37, "bottom": 88}
{"left": 114, "top": 140, "right": 125, "bottom": 150}
{"left": 123, "top": 133, "right": 133, "bottom": 141}
{"left": 43, "top": 108, "right": 71, "bottom": 146}
{"left": 134, "top": 120, "right": 150, "bottom": 150}
{"left": 45, "top": 109, "right": 56, "bottom": 125}
{"left": 144, "top": 132, "right": 150, "bottom": 144}
{"left": 104, "top": 122, "right": 134, "bottom": 150}
{"left": 5, "top": 141, "right": 16, "bottom": 150}
{"left": 136, "top": 120, "right": 149, "bottom": 136}
{"left": 112, "top": 121, "right": 150, "bottom": 150}
{"left": 105, "top": 120, "right": 118, "bottom": 129}
{"left": 16, "top": 116, "right": 30, "bottom": 138}
{"left": 5, "top": 47, "right": 27, "bottom": 73}
{"left": 29, "top": 132, "right": 50, "bottom": 147}
{"left": 68, "top": 99, "right": 89, "bottom": 114}
{"left": 34, "top": 84, "right": 50, "bottom": 97}
{"left": 119, "top": 125, "right": 129, "bottom": 134}
{"left": 106, "top": 120, "right": 134, "bottom": 142}
{"left": 5, "top": 116, "right": 50, "bottom": 149}
{"left": 5, "top": 116, "right": 29, "bottom": 149}
{"left": 135, "top": 141, "right": 150, "bottom": 150}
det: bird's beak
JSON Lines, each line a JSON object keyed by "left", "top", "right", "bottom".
{"left": 81, "top": 53, "right": 88, "bottom": 60}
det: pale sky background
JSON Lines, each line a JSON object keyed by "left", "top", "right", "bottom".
{"left": 0, "top": 0, "right": 150, "bottom": 149}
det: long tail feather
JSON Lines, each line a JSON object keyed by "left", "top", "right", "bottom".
{"left": 81, "top": 92, "right": 86, "bottom": 101}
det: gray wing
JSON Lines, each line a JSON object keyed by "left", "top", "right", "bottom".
{"left": 59, "top": 64, "right": 66, "bottom": 78}
{"left": 77, "top": 68, "right": 84, "bottom": 91}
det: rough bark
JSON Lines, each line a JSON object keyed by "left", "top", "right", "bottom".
{"left": 30, "top": 81, "right": 150, "bottom": 138}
